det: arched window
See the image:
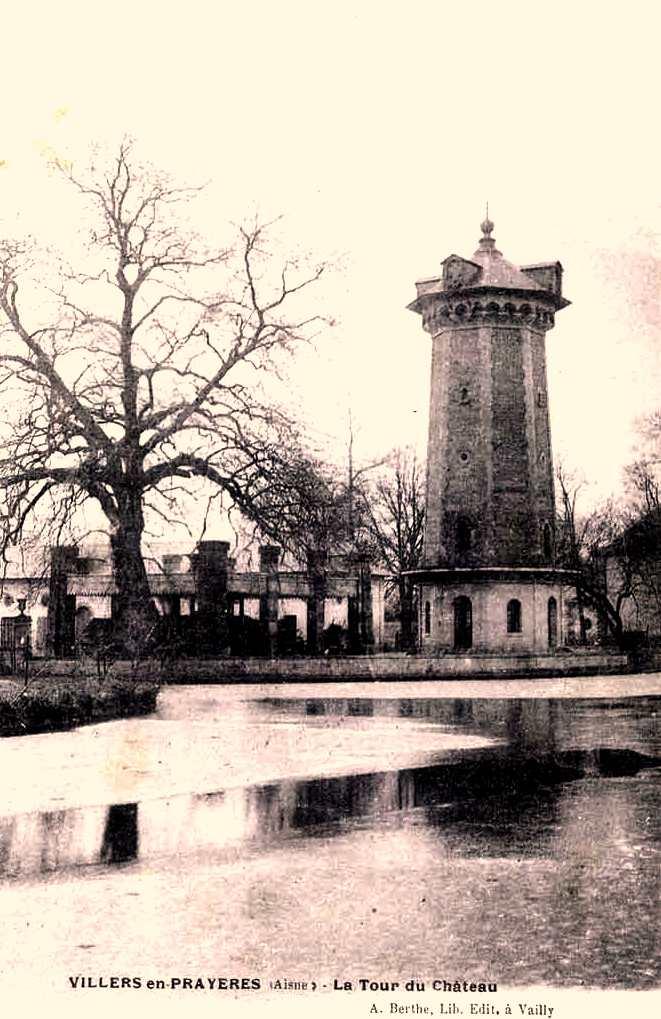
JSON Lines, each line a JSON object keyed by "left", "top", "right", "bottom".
{"left": 507, "top": 599, "right": 522, "bottom": 633}
{"left": 548, "top": 597, "right": 558, "bottom": 648}
{"left": 75, "top": 605, "right": 93, "bottom": 645}
{"left": 543, "top": 523, "right": 553, "bottom": 561}
{"left": 424, "top": 601, "right": 431, "bottom": 636}
{"left": 456, "top": 515, "right": 473, "bottom": 558}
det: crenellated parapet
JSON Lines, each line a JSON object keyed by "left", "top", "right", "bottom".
{"left": 418, "top": 294, "right": 558, "bottom": 333}
{"left": 410, "top": 217, "right": 568, "bottom": 337}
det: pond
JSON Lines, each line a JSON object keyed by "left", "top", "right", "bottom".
{"left": 0, "top": 680, "right": 659, "bottom": 991}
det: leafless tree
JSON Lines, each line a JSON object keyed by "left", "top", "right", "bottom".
{"left": 363, "top": 450, "right": 425, "bottom": 650}
{"left": 625, "top": 409, "right": 661, "bottom": 513}
{"left": 555, "top": 463, "right": 649, "bottom": 646}
{"left": 556, "top": 463, "right": 599, "bottom": 642}
{"left": 257, "top": 451, "right": 367, "bottom": 652}
{"left": 0, "top": 143, "right": 328, "bottom": 647}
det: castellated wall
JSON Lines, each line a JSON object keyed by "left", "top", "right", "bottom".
{"left": 423, "top": 324, "right": 556, "bottom": 570}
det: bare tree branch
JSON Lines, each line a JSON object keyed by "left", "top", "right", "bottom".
{"left": 0, "top": 143, "right": 331, "bottom": 641}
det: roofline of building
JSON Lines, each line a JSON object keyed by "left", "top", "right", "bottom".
{"left": 404, "top": 566, "right": 579, "bottom": 584}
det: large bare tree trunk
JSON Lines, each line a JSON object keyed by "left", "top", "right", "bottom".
{"left": 109, "top": 490, "right": 158, "bottom": 657}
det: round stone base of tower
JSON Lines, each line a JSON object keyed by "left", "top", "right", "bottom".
{"left": 412, "top": 568, "right": 578, "bottom": 655}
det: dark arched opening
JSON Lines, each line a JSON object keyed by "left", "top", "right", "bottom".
{"left": 548, "top": 596, "right": 558, "bottom": 649}
{"left": 543, "top": 523, "right": 553, "bottom": 561}
{"left": 453, "top": 596, "right": 472, "bottom": 651}
{"left": 456, "top": 515, "right": 474, "bottom": 562}
{"left": 506, "top": 599, "right": 522, "bottom": 633}
{"left": 424, "top": 600, "right": 431, "bottom": 636}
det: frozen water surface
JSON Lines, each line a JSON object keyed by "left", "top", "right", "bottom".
{"left": 0, "top": 675, "right": 659, "bottom": 991}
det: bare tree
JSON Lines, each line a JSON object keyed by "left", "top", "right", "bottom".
{"left": 556, "top": 463, "right": 597, "bottom": 642}
{"left": 363, "top": 450, "right": 425, "bottom": 650}
{"left": 0, "top": 143, "right": 328, "bottom": 648}
{"left": 245, "top": 431, "right": 387, "bottom": 653}
{"left": 555, "top": 463, "right": 646, "bottom": 646}
{"left": 625, "top": 409, "right": 661, "bottom": 513}
{"left": 285, "top": 456, "right": 351, "bottom": 654}
{"left": 258, "top": 451, "right": 368, "bottom": 653}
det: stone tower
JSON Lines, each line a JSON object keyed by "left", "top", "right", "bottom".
{"left": 408, "top": 218, "right": 575, "bottom": 653}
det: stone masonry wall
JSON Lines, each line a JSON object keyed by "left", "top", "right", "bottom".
{"left": 423, "top": 322, "right": 556, "bottom": 570}
{"left": 419, "top": 578, "right": 571, "bottom": 654}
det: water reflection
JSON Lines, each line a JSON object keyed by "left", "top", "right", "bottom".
{"left": 1, "top": 708, "right": 658, "bottom": 878}
{"left": 0, "top": 691, "right": 659, "bottom": 989}
{"left": 260, "top": 695, "right": 660, "bottom": 755}
{"left": 100, "top": 803, "right": 139, "bottom": 864}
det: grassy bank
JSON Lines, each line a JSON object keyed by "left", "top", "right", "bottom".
{"left": 0, "top": 674, "right": 160, "bottom": 737}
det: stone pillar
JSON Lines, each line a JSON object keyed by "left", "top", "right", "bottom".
{"left": 259, "top": 545, "right": 281, "bottom": 658}
{"left": 46, "top": 546, "right": 79, "bottom": 658}
{"left": 306, "top": 548, "right": 327, "bottom": 655}
{"left": 357, "top": 556, "right": 374, "bottom": 653}
{"left": 191, "top": 540, "right": 230, "bottom": 654}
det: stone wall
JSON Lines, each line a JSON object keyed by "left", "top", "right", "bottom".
{"left": 146, "top": 651, "right": 629, "bottom": 682}
{"left": 423, "top": 324, "right": 556, "bottom": 571}
{"left": 0, "top": 555, "right": 389, "bottom": 658}
{"left": 419, "top": 577, "right": 573, "bottom": 654}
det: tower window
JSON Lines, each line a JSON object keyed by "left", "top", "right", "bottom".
{"left": 459, "top": 385, "right": 471, "bottom": 405}
{"left": 424, "top": 601, "right": 431, "bottom": 636}
{"left": 456, "top": 516, "right": 473, "bottom": 558}
{"left": 548, "top": 596, "right": 558, "bottom": 648}
{"left": 537, "top": 390, "right": 546, "bottom": 408}
{"left": 459, "top": 451, "right": 470, "bottom": 463}
{"left": 507, "top": 599, "right": 522, "bottom": 634}
{"left": 543, "top": 523, "right": 553, "bottom": 560}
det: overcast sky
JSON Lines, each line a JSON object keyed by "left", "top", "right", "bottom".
{"left": 1, "top": 1, "right": 658, "bottom": 530}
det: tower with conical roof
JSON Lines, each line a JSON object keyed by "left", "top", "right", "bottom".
{"left": 408, "top": 218, "right": 575, "bottom": 653}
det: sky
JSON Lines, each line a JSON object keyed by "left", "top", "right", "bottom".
{"left": 0, "top": 0, "right": 658, "bottom": 537}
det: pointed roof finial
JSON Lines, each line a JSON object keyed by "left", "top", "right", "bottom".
{"left": 478, "top": 201, "right": 494, "bottom": 251}
{"left": 481, "top": 202, "right": 494, "bottom": 239}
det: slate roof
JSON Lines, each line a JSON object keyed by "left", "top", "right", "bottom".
{"left": 409, "top": 219, "right": 568, "bottom": 313}
{"left": 469, "top": 243, "right": 542, "bottom": 290}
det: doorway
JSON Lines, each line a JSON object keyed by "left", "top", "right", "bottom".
{"left": 453, "top": 596, "right": 473, "bottom": 650}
